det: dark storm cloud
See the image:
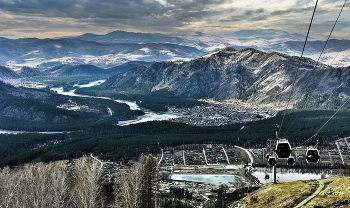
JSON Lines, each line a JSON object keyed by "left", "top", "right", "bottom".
{"left": 219, "top": 8, "right": 266, "bottom": 23}
{"left": 0, "top": 0, "right": 167, "bottom": 19}
{"left": 167, "top": 0, "right": 229, "bottom": 11}
{"left": 244, "top": 8, "right": 264, "bottom": 16}
{"left": 0, "top": 0, "right": 236, "bottom": 35}
{"left": 0, "top": 0, "right": 232, "bottom": 21}
{"left": 0, "top": 0, "right": 349, "bottom": 38}
{"left": 270, "top": 7, "right": 328, "bottom": 16}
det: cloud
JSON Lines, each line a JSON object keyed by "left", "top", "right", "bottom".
{"left": 0, "top": 0, "right": 349, "bottom": 38}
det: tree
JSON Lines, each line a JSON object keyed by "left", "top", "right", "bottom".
{"left": 69, "top": 157, "right": 104, "bottom": 208}
{"left": 233, "top": 168, "right": 246, "bottom": 198}
{"left": 115, "top": 162, "right": 144, "bottom": 208}
{"left": 217, "top": 184, "right": 228, "bottom": 208}
{"left": 114, "top": 154, "right": 160, "bottom": 208}
{"left": 140, "top": 154, "right": 161, "bottom": 208}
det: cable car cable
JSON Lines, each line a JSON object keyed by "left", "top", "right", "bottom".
{"left": 280, "top": 0, "right": 347, "bottom": 137}
{"left": 283, "top": 35, "right": 350, "bottom": 138}
{"left": 278, "top": 0, "right": 319, "bottom": 137}
{"left": 274, "top": 8, "right": 310, "bottom": 130}
{"left": 329, "top": 33, "right": 350, "bottom": 66}
{"left": 298, "top": 96, "right": 350, "bottom": 147}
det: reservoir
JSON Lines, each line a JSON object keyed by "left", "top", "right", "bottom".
{"left": 253, "top": 167, "right": 332, "bottom": 183}
{"left": 171, "top": 167, "right": 334, "bottom": 185}
{"left": 171, "top": 174, "right": 235, "bottom": 185}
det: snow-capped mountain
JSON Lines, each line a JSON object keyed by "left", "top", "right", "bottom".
{"left": 1, "top": 29, "right": 350, "bottom": 70}
{"left": 0, "top": 38, "right": 205, "bottom": 70}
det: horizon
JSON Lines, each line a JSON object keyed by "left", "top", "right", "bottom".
{"left": 0, "top": 28, "right": 326, "bottom": 40}
{"left": 0, "top": 0, "right": 349, "bottom": 39}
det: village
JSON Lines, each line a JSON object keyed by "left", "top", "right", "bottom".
{"left": 91, "top": 137, "right": 350, "bottom": 204}
{"left": 167, "top": 99, "right": 278, "bottom": 126}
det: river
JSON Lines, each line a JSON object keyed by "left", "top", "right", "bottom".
{"left": 51, "top": 79, "right": 182, "bottom": 126}
{"left": 1, "top": 80, "right": 181, "bottom": 134}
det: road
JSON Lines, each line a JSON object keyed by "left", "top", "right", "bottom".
{"left": 294, "top": 179, "right": 326, "bottom": 208}
{"left": 235, "top": 146, "right": 254, "bottom": 166}
{"left": 90, "top": 153, "right": 104, "bottom": 169}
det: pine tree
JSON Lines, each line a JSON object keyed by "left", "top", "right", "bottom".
{"left": 140, "top": 154, "right": 161, "bottom": 208}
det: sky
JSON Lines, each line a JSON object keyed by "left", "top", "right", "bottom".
{"left": 0, "top": 0, "right": 350, "bottom": 39}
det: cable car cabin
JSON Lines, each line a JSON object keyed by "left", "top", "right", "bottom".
{"left": 306, "top": 148, "right": 320, "bottom": 163}
{"left": 275, "top": 140, "right": 292, "bottom": 159}
{"left": 267, "top": 157, "right": 277, "bottom": 166}
{"left": 286, "top": 156, "right": 295, "bottom": 166}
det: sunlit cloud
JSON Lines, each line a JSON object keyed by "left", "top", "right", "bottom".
{"left": 0, "top": 0, "right": 349, "bottom": 39}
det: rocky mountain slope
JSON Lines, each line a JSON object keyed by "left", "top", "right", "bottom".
{"left": 100, "top": 47, "right": 350, "bottom": 108}
{"left": 0, "top": 66, "right": 21, "bottom": 80}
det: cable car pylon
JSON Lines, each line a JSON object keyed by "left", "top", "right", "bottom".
{"left": 264, "top": 126, "right": 296, "bottom": 184}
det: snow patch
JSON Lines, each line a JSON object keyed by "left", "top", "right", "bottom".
{"left": 26, "top": 50, "right": 40, "bottom": 56}
{"left": 139, "top": 47, "right": 151, "bottom": 53}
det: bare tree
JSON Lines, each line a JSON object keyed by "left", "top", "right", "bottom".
{"left": 0, "top": 161, "right": 70, "bottom": 208}
{"left": 0, "top": 157, "right": 105, "bottom": 208}
{"left": 114, "top": 162, "right": 144, "bottom": 208}
{"left": 114, "top": 154, "right": 161, "bottom": 208}
{"left": 70, "top": 157, "right": 104, "bottom": 208}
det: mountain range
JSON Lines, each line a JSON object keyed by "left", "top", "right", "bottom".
{"left": 1, "top": 29, "right": 350, "bottom": 70}
{"left": 0, "top": 61, "right": 154, "bottom": 82}
{"left": 0, "top": 38, "right": 203, "bottom": 69}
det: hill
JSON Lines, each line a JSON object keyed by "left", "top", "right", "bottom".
{"left": 0, "top": 61, "right": 155, "bottom": 84}
{"left": 17, "top": 66, "right": 47, "bottom": 77}
{"left": 100, "top": 47, "right": 350, "bottom": 109}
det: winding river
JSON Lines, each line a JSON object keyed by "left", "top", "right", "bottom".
{"left": 51, "top": 79, "right": 182, "bottom": 126}
{"left": 0, "top": 80, "right": 182, "bottom": 134}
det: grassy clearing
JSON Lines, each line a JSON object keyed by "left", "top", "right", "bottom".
{"left": 230, "top": 176, "right": 350, "bottom": 208}
{"left": 306, "top": 177, "right": 350, "bottom": 207}
{"left": 229, "top": 180, "right": 319, "bottom": 208}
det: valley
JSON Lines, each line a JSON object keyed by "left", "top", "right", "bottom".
{"left": 1, "top": 30, "right": 350, "bottom": 208}
{"left": 3, "top": 0, "right": 350, "bottom": 206}
{"left": 2, "top": 45, "right": 350, "bottom": 167}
